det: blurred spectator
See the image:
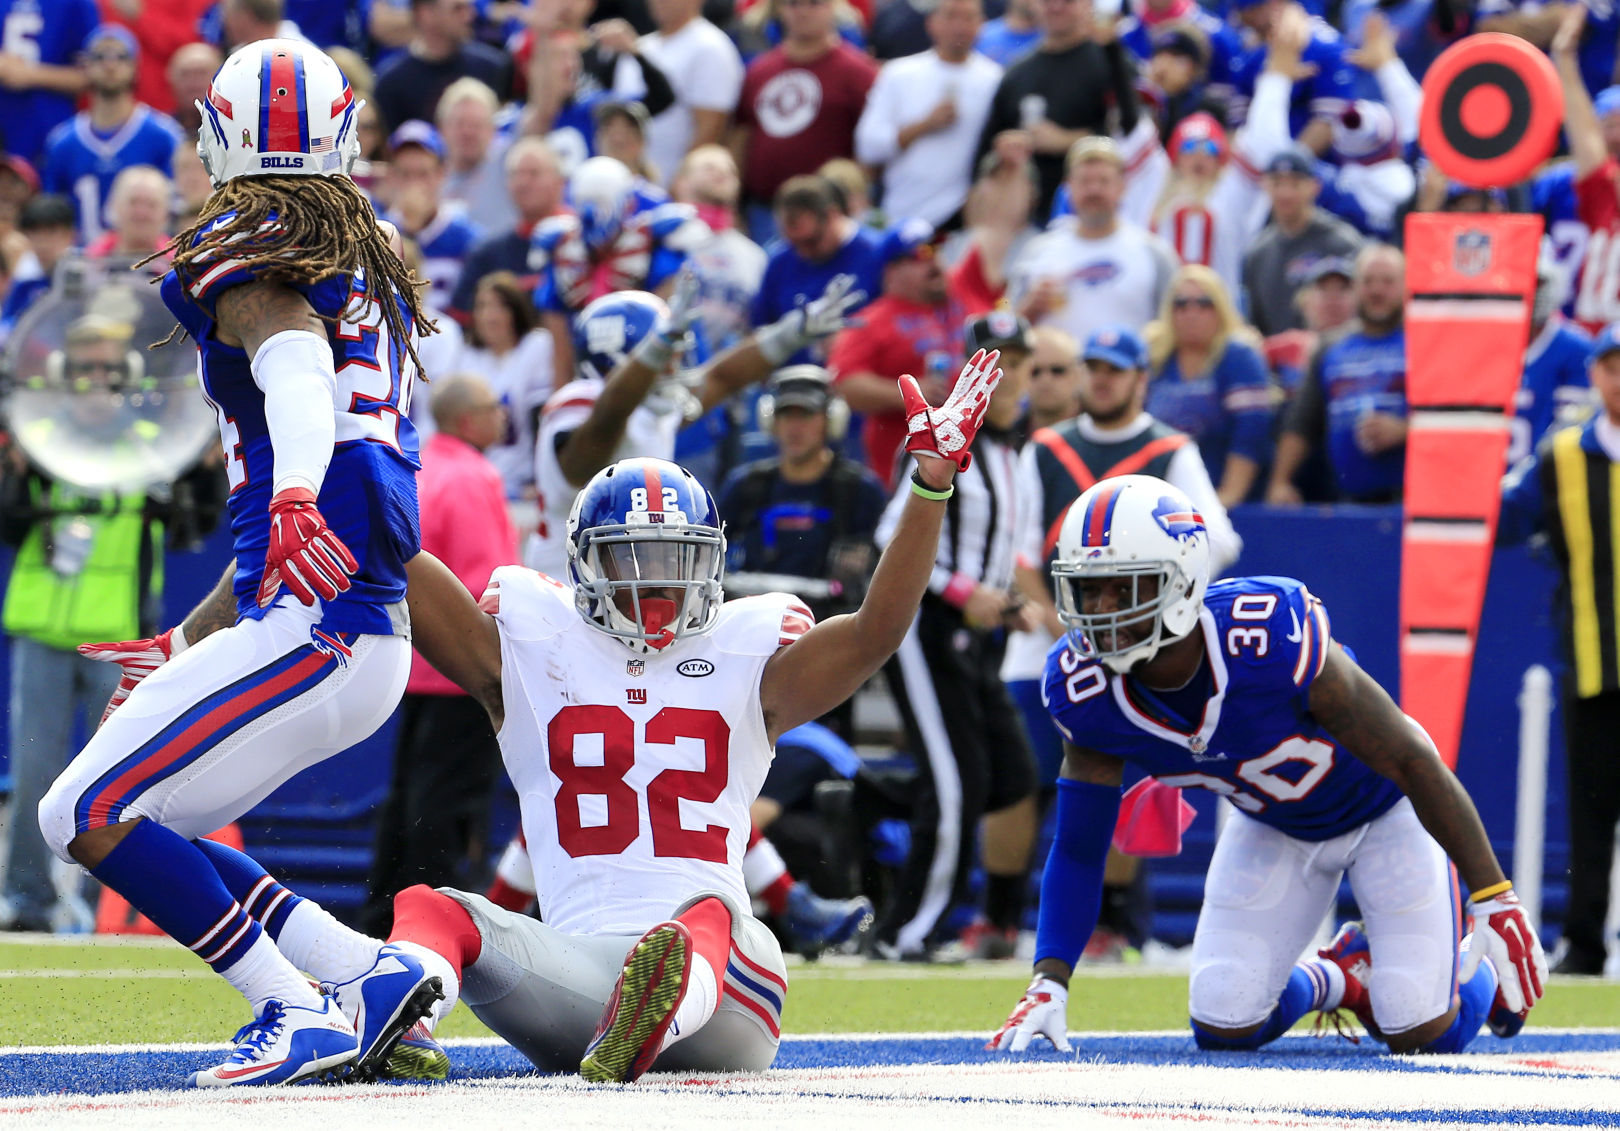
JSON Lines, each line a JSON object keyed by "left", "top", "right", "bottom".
{"left": 449, "top": 137, "right": 566, "bottom": 324}
{"left": 283, "top": 0, "right": 369, "bottom": 50}
{"left": 1268, "top": 243, "right": 1407, "bottom": 504}
{"left": 731, "top": 0, "right": 868, "bottom": 63}
{"left": 856, "top": 0, "right": 1000, "bottom": 231}
{"left": 946, "top": 150, "right": 1039, "bottom": 310}
{"left": 639, "top": 0, "right": 745, "bottom": 188}
{"left": 0, "top": 196, "right": 77, "bottom": 343}
{"left": 397, "top": 236, "right": 464, "bottom": 442}
{"left": 976, "top": 0, "right": 1139, "bottom": 218}
{"left": 816, "top": 157, "right": 879, "bottom": 227}
{"left": 523, "top": 27, "right": 620, "bottom": 173}
{"left": 531, "top": 155, "right": 701, "bottom": 376}
{"left": 373, "top": 0, "right": 513, "bottom": 132}
{"left": 1498, "top": 325, "right": 1620, "bottom": 977}
{"left": 1339, "top": 0, "right": 1468, "bottom": 81}
{"left": 438, "top": 77, "right": 516, "bottom": 232}
{"left": 1556, "top": 6, "right": 1620, "bottom": 335}
{"left": 734, "top": 0, "right": 877, "bottom": 241}
{"left": 324, "top": 46, "right": 375, "bottom": 101}
{"left": 718, "top": 364, "right": 886, "bottom": 662}
{"left": 384, "top": 120, "right": 482, "bottom": 311}
{"left": 511, "top": 2, "right": 674, "bottom": 116}
{"left": 1007, "top": 136, "right": 1176, "bottom": 346}
{"left": 1120, "top": 0, "right": 1245, "bottom": 117}
{"left": 1142, "top": 264, "right": 1275, "bottom": 506}
{"left": 975, "top": 0, "right": 1040, "bottom": 66}
{"left": 1138, "top": 22, "right": 1225, "bottom": 141}
{"left": 751, "top": 174, "right": 885, "bottom": 362}
{"left": 595, "top": 99, "right": 658, "bottom": 181}
{"left": 356, "top": 99, "right": 389, "bottom": 164}
{"left": 0, "top": 156, "right": 41, "bottom": 270}
{"left": 671, "top": 144, "right": 766, "bottom": 349}
{"left": 1511, "top": 257, "right": 1595, "bottom": 466}
{"left": 455, "top": 270, "right": 557, "bottom": 496}
{"left": 1262, "top": 253, "right": 1354, "bottom": 397}
{"left": 872, "top": 312, "right": 1040, "bottom": 961}
{"left": 219, "top": 0, "right": 305, "bottom": 50}
{"left": 42, "top": 25, "right": 180, "bottom": 241}
{"left": 83, "top": 164, "right": 171, "bottom": 264}
{"left": 828, "top": 219, "right": 969, "bottom": 486}
{"left": 1229, "top": 0, "right": 1355, "bottom": 152}
{"left": 96, "top": 0, "right": 215, "bottom": 114}
{"left": 869, "top": 0, "right": 933, "bottom": 61}
{"left": 1023, "top": 323, "right": 1081, "bottom": 428}
{"left": 1480, "top": 0, "right": 1617, "bottom": 100}
{"left": 361, "top": 373, "right": 515, "bottom": 937}
{"left": 1321, "top": 12, "right": 1419, "bottom": 239}
{"left": 165, "top": 42, "right": 223, "bottom": 136}
{"left": 0, "top": 0, "right": 95, "bottom": 165}
{"left": 1241, "top": 145, "right": 1363, "bottom": 337}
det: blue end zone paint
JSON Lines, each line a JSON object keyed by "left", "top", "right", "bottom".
{"left": 3, "top": 1033, "right": 1618, "bottom": 1100}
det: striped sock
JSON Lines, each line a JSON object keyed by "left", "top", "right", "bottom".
{"left": 90, "top": 819, "right": 318, "bottom": 1010}
{"left": 194, "top": 835, "right": 380, "bottom": 983}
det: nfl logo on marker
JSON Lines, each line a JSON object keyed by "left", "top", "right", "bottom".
{"left": 627, "top": 658, "right": 644, "bottom": 677}
{"left": 1453, "top": 229, "right": 1492, "bottom": 277}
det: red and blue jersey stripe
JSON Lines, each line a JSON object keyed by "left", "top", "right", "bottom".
{"left": 259, "top": 45, "right": 310, "bottom": 154}
{"left": 72, "top": 640, "right": 349, "bottom": 833}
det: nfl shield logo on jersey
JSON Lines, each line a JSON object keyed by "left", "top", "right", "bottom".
{"left": 627, "top": 658, "right": 645, "bottom": 677}
{"left": 1453, "top": 229, "right": 1492, "bottom": 277}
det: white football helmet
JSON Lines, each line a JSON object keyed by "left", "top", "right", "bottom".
{"left": 195, "top": 39, "right": 363, "bottom": 188}
{"left": 567, "top": 156, "right": 637, "bottom": 249}
{"left": 1051, "top": 475, "right": 1211, "bottom": 672}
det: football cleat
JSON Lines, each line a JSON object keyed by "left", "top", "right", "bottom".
{"left": 379, "top": 1018, "right": 451, "bottom": 1080}
{"left": 956, "top": 921, "right": 1020, "bottom": 961}
{"left": 1318, "top": 921, "right": 1378, "bottom": 1034}
{"left": 783, "top": 882, "right": 874, "bottom": 959}
{"left": 580, "top": 921, "right": 693, "bottom": 1083}
{"left": 325, "top": 943, "right": 444, "bottom": 1079}
{"left": 188, "top": 997, "right": 358, "bottom": 1087}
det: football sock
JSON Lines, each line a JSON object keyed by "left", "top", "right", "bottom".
{"left": 390, "top": 884, "right": 482, "bottom": 985}
{"left": 90, "top": 819, "right": 319, "bottom": 1012}
{"left": 742, "top": 826, "right": 794, "bottom": 916}
{"left": 1421, "top": 955, "right": 1497, "bottom": 1054}
{"left": 194, "top": 836, "right": 380, "bottom": 983}
{"left": 1191, "top": 962, "right": 1336, "bottom": 1051}
{"left": 661, "top": 897, "right": 731, "bottom": 1052}
{"left": 486, "top": 833, "right": 536, "bottom": 912}
{"left": 985, "top": 873, "right": 1027, "bottom": 933}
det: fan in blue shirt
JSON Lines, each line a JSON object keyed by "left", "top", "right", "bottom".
{"left": 1513, "top": 268, "right": 1594, "bottom": 465}
{"left": 0, "top": 0, "right": 100, "bottom": 164}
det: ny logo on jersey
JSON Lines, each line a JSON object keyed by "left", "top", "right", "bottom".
{"left": 627, "top": 688, "right": 648, "bottom": 705}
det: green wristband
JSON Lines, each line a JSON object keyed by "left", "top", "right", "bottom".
{"left": 910, "top": 469, "right": 954, "bottom": 501}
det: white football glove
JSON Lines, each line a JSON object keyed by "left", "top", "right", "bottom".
{"left": 1460, "top": 888, "right": 1548, "bottom": 1015}
{"left": 986, "top": 975, "right": 1071, "bottom": 1053}
{"left": 758, "top": 273, "right": 866, "bottom": 364}
{"left": 630, "top": 269, "right": 703, "bottom": 372}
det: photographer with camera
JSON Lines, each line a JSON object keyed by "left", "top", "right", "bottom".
{"left": 0, "top": 312, "right": 222, "bottom": 932}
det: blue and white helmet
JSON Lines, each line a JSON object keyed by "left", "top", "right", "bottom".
{"left": 1052, "top": 475, "right": 1211, "bottom": 672}
{"left": 572, "top": 290, "right": 669, "bottom": 382}
{"left": 566, "top": 457, "right": 726, "bottom": 653}
{"left": 194, "top": 39, "right": 362, "bottom": 188}
{"left": 567, "top": 156, "right": 637, "bottom": 250}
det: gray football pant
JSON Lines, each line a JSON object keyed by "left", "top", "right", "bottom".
{"left": 440, "top": 888, "right": 786, "bottom": 1073}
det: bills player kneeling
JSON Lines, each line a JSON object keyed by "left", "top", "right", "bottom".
{"left": 987, "top": 476, "right": 1548, "bottom": 1057}
{"left": 383, "top": 359, "right": 1002, "bottom": 1079}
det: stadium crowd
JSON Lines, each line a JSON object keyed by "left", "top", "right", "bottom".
{"left": 0, "top": 0, "right": 1615, "bottom": 974}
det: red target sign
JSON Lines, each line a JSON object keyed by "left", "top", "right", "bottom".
{"left": 1418, "top": 33, "right": 1563, "bottom": 189}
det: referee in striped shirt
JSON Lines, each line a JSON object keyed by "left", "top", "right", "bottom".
{"left": 870, "top": 312, "right": 1042, "bottom": 961}
{"left": 1501, "top": 322, "right": 1620, "bottom": 976}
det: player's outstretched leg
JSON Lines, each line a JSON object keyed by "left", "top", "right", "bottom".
{"left": 744, "top": 827, "right": 872, "bottom": 958}
{"left": 66, "top": 819, "right": 359, "bottom": 1085}
{"left": 194, "top": 838, "right": 444, "bottom": 1078}
{"left": 581, "top": 896, "right": 732, "bottom": 1083}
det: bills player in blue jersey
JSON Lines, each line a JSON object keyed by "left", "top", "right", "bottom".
{"left": 40, "top": 24, "right": 182, "bottom": 240}
{"left": 989, "top": 476, "right": 1548, "bottom": 1056}
{"left": 37, "top": 39, "right": 445, "bottom": 1088}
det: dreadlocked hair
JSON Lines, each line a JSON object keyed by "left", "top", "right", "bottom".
{"left": 145, "top": 174, "right": 437, "bottom": 375}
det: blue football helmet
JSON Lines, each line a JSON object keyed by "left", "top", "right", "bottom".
{"left": 573, "top": 290, "right": 670, "bottom": 383}
{"left": 566, "top": 457, "right": 726, "bottom": 652}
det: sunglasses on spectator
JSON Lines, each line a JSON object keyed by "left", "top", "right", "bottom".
{"left": 902, "top": 244, "right": 938, "bottom": 262}
{"left": 1178, "top": 138, "right": 1221, "bottom": 158}
{"left": 1172, "top": 295, "right": 1216, "bottom": 310}
{"left": 782, "top": 0, "right": 831, "bottom": 7}
{"left": 1031, "top": 363, "right": 1073, "bottom": 376}
{"left": 87, "top": 50, "right": 134, "bottom": 63}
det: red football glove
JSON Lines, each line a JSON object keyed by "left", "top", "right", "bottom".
{"left": 257, "top": 487, "right": 359, "bottom": 608}
{"left": 78, "top": 628, "right": 185, "bottom": 726}
{"left": 901, "top": 348, "right": 1002, "bottom": 473}
{"left": 1460, "top": 888, "right": 1548, "bottom": 1016}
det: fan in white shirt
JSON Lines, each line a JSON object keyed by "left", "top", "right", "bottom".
{"left": 638, "top": 0, "right": 746, "bottom": 186}
{"left": 855, "top": 0, "right": 1004, "bottom": 228}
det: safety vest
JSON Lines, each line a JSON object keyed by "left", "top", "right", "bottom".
{"left": 2, "top": 479, "right": 160, "bottom": 652}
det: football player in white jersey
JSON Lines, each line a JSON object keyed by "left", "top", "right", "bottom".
{"left": 392, "top": 352, "right": 1001, "bottom": 1081}
{"left": 529, "top": 270, "right": 863, "bottom": 575}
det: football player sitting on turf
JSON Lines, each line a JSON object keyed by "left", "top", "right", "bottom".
{"left": 103, "top": 354, "right": 1002, "bottom": 1083}
{"left": 988, "top": 476, "right": 1547, "bottom": 1056}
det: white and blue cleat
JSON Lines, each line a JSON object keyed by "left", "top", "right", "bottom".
{"left": 326, "top": 943, "right": 445, "bottom": 1079}
{"left": 188, "top": 997, "right": 358, "bottom": 1087}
